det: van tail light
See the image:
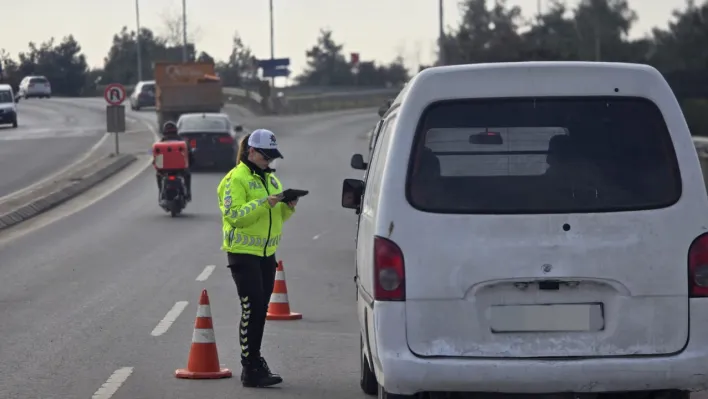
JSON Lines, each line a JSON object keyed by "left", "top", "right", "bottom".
{"left": 218, "top": 136, "right": 233, "bottom": 144}
{"left": 688, "top": 233, "right": 708, "bottom": 297}
{"left": 374, "top": 236, "right": 405, "bottom": 301}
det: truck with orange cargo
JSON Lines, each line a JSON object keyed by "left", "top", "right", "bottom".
{"left": 153, "top": 61, "right": 224, "bottom": 129}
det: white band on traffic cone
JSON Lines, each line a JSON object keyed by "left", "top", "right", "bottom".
{"left": 270, "top": 293, "right": 288, "bottom": 303}
{"left": 192, "top": 327, "right": 216, "bottom": 344}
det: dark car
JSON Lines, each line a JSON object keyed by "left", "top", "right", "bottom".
{"left": 177, "top": 113, "right": 243, "bottom": 170}
{"left": 129, "top": 81, "right": 156, "bottom": 110}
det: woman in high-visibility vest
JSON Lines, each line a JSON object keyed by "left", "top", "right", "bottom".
{"left": 216, "top": 128, "right": 296, "bottom": 388}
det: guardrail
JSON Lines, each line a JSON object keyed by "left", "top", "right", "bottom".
{"left": 693, "top": 137, "right": 708, "bottom": 195}
{"left": 90, "top": 84, "right": 400, "bottom": 116}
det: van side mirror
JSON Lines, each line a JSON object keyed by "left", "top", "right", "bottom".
{"left": 15, "top": 97, "right": 19, "bottom": 103}
{"left": 378, "top": 99, "right": 393, "bottom": 117}
{"left": 342, "top": 178, "right": 364, "bottom": 209}
{"left": 234, "top": 125, "right": 243, "bottom": 133}
{"left": 350, "top": 154, "right": 367, "bottom": 170}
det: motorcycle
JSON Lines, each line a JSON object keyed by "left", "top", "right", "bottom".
{"left": 159, "top": 173, "right": 187, "bottom": 217}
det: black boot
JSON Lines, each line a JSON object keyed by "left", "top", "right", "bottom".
{"left": 240, "top": 357, "right": 283, "bottom": 387}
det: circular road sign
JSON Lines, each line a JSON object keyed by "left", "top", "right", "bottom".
{"left": 104, "top": 83, "right": 127, "bottom": 106}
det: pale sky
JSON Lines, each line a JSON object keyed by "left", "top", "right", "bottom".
{"left": 0, "top": 0, "right": 689, "bottom": 78}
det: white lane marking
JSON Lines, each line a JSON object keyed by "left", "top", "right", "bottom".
{"left": 91, "top": 367, "right": 134, "bottom": 399}
{"left": 0, "top": 106, "right": 150, "bottom": 203}
{"left": 151, "top": 301, "right": 189, "bottom": 336}
{"left": 0, "top": 122, "right": 159, "bottom": 247}
{"left": 0, "top": 132, "right": 109, "bottom": 203}
{"left": 196, "top": 265, "right": 216, "bottom": 281}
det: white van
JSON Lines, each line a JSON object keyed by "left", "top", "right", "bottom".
{"left": 0, "top": 83, "right": 18, "bottom": 128}
{"left": 342, "top": 62, "right": 708, "bottom": 399}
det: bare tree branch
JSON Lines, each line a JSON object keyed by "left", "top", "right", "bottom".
{"left": 159, "top": 7, "right": 202, "bottom": 46}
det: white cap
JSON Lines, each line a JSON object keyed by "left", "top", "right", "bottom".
{"left": 248, "top": 129, "right": 283, "bottom": 159}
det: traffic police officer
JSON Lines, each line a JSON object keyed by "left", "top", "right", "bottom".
{"left": 216, "top": 128, "right": 297, "bottom": 388}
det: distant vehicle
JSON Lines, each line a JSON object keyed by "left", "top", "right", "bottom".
{"left": 343, "top": 61, "right": 708, "bottom": 399}
{"left": 0, "top": 84, "right": 18, "bottom": 128}
{"left": 176, "top": 112, "right": 243, "bottom": 170}
{"left": 154, "top": 61, "right": 224, "bottom": 128}
{"left": 129, "top": 80, "right": 156, "bottom": 110}
{"left": 18, "top": 76, "right": 51, "bottom": 99}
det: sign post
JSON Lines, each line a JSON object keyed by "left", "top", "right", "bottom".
{"left": 104, "top": 83, "right": 127, "bottom": 155}
{"left": 350, "top": 52, "right": 360, "bottom": 85}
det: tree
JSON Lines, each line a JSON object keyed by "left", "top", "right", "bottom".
{"left": 650, "top": 1, "right": 708, "bottom": 71}
{"left": 296, "top": 29, "right": 353, "bottom": 86}
{"left": 215, "top": 32, "right": 258, "bottom": 88}
{"left": 11, "top": 36, "right": 89, "bottom": 96}
{"left": 572, "top": 0, "right": 638, "bottom": 61}
{"left": 159, "top": 8, "right": 202, "bottom": 49}
{"left": 442, "top": 0, "right": 525, "bottom": 64}
{"left": 197, "top": 51, "right": 214, "bottom": 63}
{"left": 0, "top": 49, "right": 20, "bottom": 89}
{"left": 102, "top": 26, "right": 166, "bottom": 84}
{"left": 295, "top": 29, "right": 410, "bottom": 87}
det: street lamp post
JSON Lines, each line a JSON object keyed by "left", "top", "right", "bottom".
{"left": 135, "top": 0, "right": 143, "bottom": 81}
{"left": 439, "top": 0, "right": 444, "bottom": 65}
{"left": 270, "top": 0, "right": 275, "bottom": 59}
{"left": 182, "top": 0, "right": 188, "bottom": 61}
{"left": 269, "top": 0, "right": 275, "bottom": 86}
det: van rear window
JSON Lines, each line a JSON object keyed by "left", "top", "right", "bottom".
{"left": 406, "top": 97, "right": 681, "bottom": 214}
{"left": 30, "top": 77, "right": 48, "bottom": 84}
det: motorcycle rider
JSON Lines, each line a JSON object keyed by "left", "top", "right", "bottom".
{"left": 155, "top": 121, "right": 193, "bottom": 202}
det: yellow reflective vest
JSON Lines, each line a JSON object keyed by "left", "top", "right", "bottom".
{"left": 217, "top": 162, "right": 294, "bottom": 257}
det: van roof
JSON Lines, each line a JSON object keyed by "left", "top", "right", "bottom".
{"left": 0, "top": 84, "right": 12, "bottom": 91}
{"left": 391, "top": 61, "right": 667, "bottom": 112}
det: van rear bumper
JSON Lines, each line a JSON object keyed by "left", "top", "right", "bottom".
{"left": 373, "top": 300, "right": 708, "bottom": 395}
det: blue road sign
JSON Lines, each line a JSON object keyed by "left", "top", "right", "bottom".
{"left": 258, "top": 58, "right": 291, "bottom": 78}
{"left": 263, "top": 68, "right": 290, "bottom": 78}
{"left": 257, "top": 58, "right": 290, "bottom": 69}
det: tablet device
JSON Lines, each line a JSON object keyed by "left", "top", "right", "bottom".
{"left": 280, "top": 189, "right": 309, "bottom": 203}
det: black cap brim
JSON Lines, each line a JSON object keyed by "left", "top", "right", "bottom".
{"left": 258, "top": 148, "right": 283, "bottom": 160}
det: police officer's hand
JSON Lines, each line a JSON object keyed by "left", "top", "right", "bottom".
{"left": 267, "top": 194, "right": 283, "bottom": 208}
{"left": 287, "top": 199, "right": 298, "bottom": 208}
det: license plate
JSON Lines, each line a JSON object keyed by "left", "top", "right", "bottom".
{"left": 489, "top": 303, "right": 604, "bottom": 333}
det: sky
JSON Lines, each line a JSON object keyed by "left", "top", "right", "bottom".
{"left": 0, "top": 0, "right": 691, "bottom": 80}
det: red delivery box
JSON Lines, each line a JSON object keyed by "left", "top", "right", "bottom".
{"left": 152, "top": 141, "right": 189, "bottom": 170}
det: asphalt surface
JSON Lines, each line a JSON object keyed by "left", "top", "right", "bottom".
{"left": 0, "top": 103, "right": 379, "bottom": 398}
{"left": 0, "top": 98, "right": 109, "bottom": 198}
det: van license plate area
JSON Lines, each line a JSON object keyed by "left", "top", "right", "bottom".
{"left": 489, "top": 303, "right": 604, "bottom": 333}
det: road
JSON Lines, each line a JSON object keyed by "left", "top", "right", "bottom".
{"left": 0, "top": 103, "right": 379, "bottom": 398}
{"left": 0, "top": 98, "right": 109, "bottom": 198}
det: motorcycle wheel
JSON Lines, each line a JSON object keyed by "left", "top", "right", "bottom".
{"left": 169, "top": 201, "right": 182, "bottom": 217}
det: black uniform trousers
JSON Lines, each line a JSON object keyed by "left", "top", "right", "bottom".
{"left": 227, "top": 253, "right": 278, "bottom": 363}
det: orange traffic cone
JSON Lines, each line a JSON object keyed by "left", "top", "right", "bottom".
{"left": 266, "top": 261, "right": 303, "bottom": 320}
{"left": 175, "top": 290, "right": 232, "bottom": 379}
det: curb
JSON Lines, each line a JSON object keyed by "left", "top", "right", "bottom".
{"left": 0, "top": 154, "right": 137, "bottom": 231}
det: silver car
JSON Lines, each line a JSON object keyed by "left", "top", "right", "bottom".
{"left": 18, "top": 76, "right": 51, "bottom": 99}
